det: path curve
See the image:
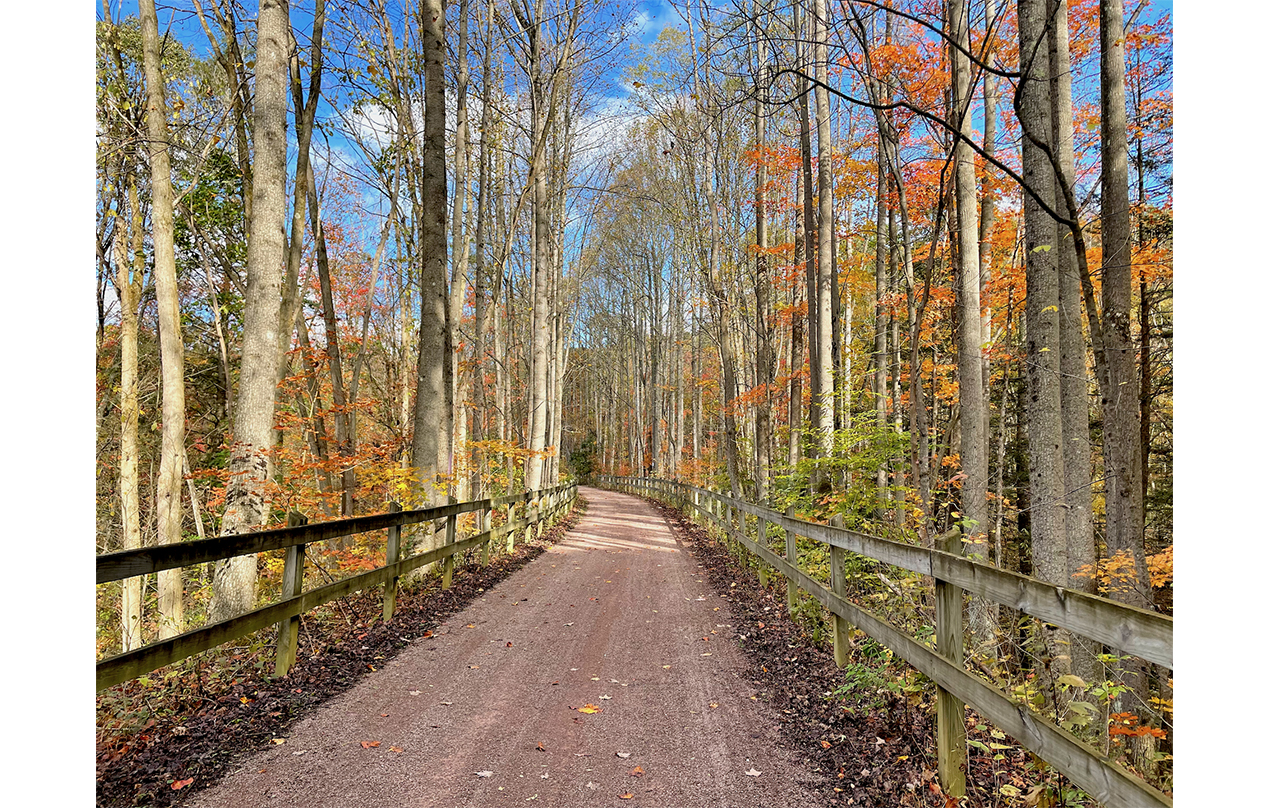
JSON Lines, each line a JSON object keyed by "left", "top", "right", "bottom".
{"left": 191, "top": 486, "right": 819, "bottom": 807}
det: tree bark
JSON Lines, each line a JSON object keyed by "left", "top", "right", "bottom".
{"left": 1018, "top": 0, "right": 1069, "bottom": 684}
{"left": 209, "top": 0, "right": 291, "bottom": 623}
{"left": 410, "top": 0, "right": 449, "bottom": 512}
{"left": 140, "top": 0, "right": 187, "bottom": 639}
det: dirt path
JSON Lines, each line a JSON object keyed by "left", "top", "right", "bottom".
{"left": 190, "top": 487, "right": 820, "bottom": 807}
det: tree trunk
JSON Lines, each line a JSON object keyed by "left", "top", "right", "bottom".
{"left": 1018, "top": 0, "right": 1069, "bottom": 683}
{"left": 410, "top": 0, "right": 448, "bottom": 513}
{"left": 209, "top": 0, "right": 291, "bottom": 623}
{"left": 116, "top": 180, "right": 144, "bottom": 652}
{"left": 1049, "top": 0, "right": 1097, "bottom": 683}
{"left": 140, "top": 0, "right": 187, "bottom": 639}
{"left": 948, "top": 0, "right": 991, "bottom": 656}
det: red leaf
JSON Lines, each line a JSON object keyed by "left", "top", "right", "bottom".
{"left": 171, "top": 778, "right": 194, "bottom": 791}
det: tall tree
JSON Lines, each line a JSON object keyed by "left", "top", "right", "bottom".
{"left": 139, "top": 0, "right": 187, "bottom": 639}
{"left": 209, "top": 0, "right": 292, "bottom": 622}
{"left": 410, "top": 0, "right": 449, "bottom": 508}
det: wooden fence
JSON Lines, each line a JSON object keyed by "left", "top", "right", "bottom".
{"left": 96, "top": 482, "right": 578, "bottom": 691}
{"left": 598, "top": 475, "right": 1172, "bottom": 808}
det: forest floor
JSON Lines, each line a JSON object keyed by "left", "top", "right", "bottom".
{"left": 98, "top": 486, "right": 1044, "bottom": 808}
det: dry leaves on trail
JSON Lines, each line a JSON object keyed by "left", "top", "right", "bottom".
{"left": 616, "top": 751, "right": 632, "bottom": 759}
{"left": 630, "top": 766, "right": 645, "bottom": 777}
{"left": 475, "top": 771, "right": 493, "bottom": 778}
{"left": 536, "top": 742, "right": 547, "bottom": 752}
{"left": 171, "top": 778, "right": 194, "bottom": 791}
{"left": 745, "top": 768, "right": 762, "bottom": 776}
{"left": 389, "top": 746, "right": 404, "bottom": 753}
{"left": 618, "top": 793, "right": 634, "bottom": 800}
{"left": 576, "top": 704, "right": 603, "bottom": 714}
{"left": 360, "top": 741, "right": 382, "bottom": 749}
{"left": 820, "top": 740, "right": 832, "bottom": 749}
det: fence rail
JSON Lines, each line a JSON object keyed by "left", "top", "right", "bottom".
{"left": 598, "top": 475, "right": 1172, "bottom": 808}
{"left": 96, "top": 482, "right": 578, "bottom": 691}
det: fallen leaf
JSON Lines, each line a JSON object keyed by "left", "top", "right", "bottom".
{"left": 439, "top": 701, "right": 453, "bottom": 706}
{"left": 577, "top": 704, "right": 602, "bottom": 714}
{"left": 746, "top": 768, "right": 762, "bottom": 777}
{"left": 662, "top": 665, "right": 672, "bottom": 670}
{"left": 389, "top": 746, "right": 404, "bottom": 753}
{"left": 619, "top": 793, "right": 634, "bottom": 800}
{"left": 821, "top": 741, "right": 832, "bottom": 749}
{"left": 422, "top": 630, "right": 433, "bottom": 638}
{"left": 507, "top": 642, "right": 513, "bottom": 648}
{"left": 599, "top": 695, "right": 612, "bottom": 700}
{"left": 469, "top": 665, "right": 480, "bottom": 669}
{"left": 292, "top": 750, "right": 306, "bottom": 756}
{"left": 709, "top": 703, "right": 719, "bottom": 709}
{"left": 701, "top": 652, "right": 712, "bottom": 657}
{"left": 476, "top": 770, "right": 493, "bottom": 778}
{"left": 630, "top": 766, "right": 645, "bottom": 777}
{"left": 240, "top": 697, "right": 251, "bottom": 704}
{"left": 380, "top": 713, "right": 389, "bottom": 717}
{"left": 409, "top": 690, "right": 422, "bottom": 696}
{"left": 616, "top": 751, "right": 632, "bottom": 759}
{"left": 171, "top": 778, "right": 194, "bottom": 791}
{"left": 271, "top": 738, "right": 286, "bottom": 746}
{"left": 361, "top": 741, "right": 381, "bottom": 749}
{"left": 537, "top": 742, "right": 547, "bottom": 752}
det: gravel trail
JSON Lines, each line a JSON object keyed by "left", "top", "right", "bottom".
{"left": 190, "top": 486, "right": 819, "bottom": 807}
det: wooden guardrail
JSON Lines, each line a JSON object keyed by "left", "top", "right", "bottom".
{"left": 97, "top": 482, "right": 578, "bottom": 691}
{"left": 598, "top": 475, "right": 1172, "bottom": 808}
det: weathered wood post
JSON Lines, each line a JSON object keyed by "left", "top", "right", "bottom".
{"left": 507, "top": 500, "right": 516, "bottom": 553}
{"left": 785, "top": 504, "right": 799, "bottom": 615}
{"left": 274, "top": 510, "right": 308, "bottom": 678}
{"left": 936, "top": 527, "right": 967, "bottom": 798}
{"left": 829, "top": 513, "right": 851, "bottom": 668}
{"left": 383, "top": 502, "right": 403, "bottom": 621}
{"left": 757, "top": 512, "right": 770, "bottom": 589}
{"left": 526, "top": 492, "right": 535, "bottom": 544}
{"left": 481, "top": 502, "right": 492, "bottom": 565}
{"left": 442, "top": 503, "right": 457, "bottom": 590}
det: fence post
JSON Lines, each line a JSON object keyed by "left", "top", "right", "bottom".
{"left": 442, "top": 504, "right": 457, "bottom": 590}
{"left": 507, "top": 501, "right": 516, "bottom": 553}
{"left": 481, "top": 502, "right": 492, "bottom": 565}
{"left": 757, "top": 513, "right": 770, "bottom": 589}
{"left": 383, "top": 502, "right": 403, "bottom": 622}
{"left": 936, "top": 528, "right": 967, "bottom": 798}
{"left": 525, "top": 493, "right": 534, "bottom": 544}
{"left": 785, "top": 505, "right": 799, "bottom": 615}
{"left": 829, "top": 514, "right": 851, "bottom": 669}
{"left": 274, "top": 510, "right": 308, "bottom": 678}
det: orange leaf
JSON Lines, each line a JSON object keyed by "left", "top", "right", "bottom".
{"left": 577, "top": 704, "right": 602, "bottom": 714}
{"left": 172, "top": 778, "right": 194, "bottom": 791}
{"left": 361, "top": 741, "right": 381, "bottom": 749}
{"left": 820, "top": 740, "right": 832, "bottom": 749}
{"left": 630, "top": 766, "right": 645, "bottom": 777}
{"left": 619, "top": 794, "right": 634, "bottom": 800}
{"left": 389, "top": 746, "right": 404, "bottom": 753}
{"left": 537, "top": 742, "right": 547, "bottom": 752}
